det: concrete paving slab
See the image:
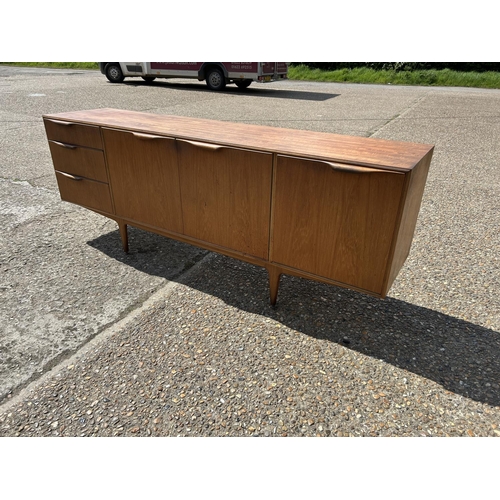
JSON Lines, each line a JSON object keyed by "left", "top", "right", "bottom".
{"left": 0, "top": 198, "right": 206, "bottom": 399}
{"left": 1, "top": 124, "right": 55, "bottom": 186}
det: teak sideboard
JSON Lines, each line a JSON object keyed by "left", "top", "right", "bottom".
{"left": 43, "top": 108, "right": 434, "bottom": 305}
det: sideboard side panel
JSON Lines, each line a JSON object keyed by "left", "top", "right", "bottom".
{"left": 383, "top": 149, "right": 434, "bottom": 294}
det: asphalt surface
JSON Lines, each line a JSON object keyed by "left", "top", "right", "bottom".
{"left": 0, "top": 66, "right": 499, "bottom": 436}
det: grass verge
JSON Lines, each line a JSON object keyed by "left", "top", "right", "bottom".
{"left": 0, "top": 62, "right": 99, "bottom": 70}
{"left": 288, "top": 64, "right": 500, "bottom": 89}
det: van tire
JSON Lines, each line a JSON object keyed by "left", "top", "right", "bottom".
{"left": 235, "top": 79, "right": 252, "bottom": 89}
{"left": 142, "top": 76, "right": 156, "bottom": 83}
{"left": 206, "top": 67, "right": 226, "bottom": 91}
{"left": 105, "top": 63, "right": 125, "bottom": 83}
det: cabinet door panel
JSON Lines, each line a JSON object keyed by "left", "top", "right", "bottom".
{"left": 177, "top": 140, "right": 273, "bottom": 259}
{"left": 271, "top": 155, "right": 405, "bottom": 295}
{"left": 102, "top": 128, "right": 183, "bottom": 233}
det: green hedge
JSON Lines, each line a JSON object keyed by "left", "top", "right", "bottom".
{"left": 291, "top": 63, "right": 500, "bottom": 73}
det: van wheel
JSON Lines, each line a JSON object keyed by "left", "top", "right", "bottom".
{"left": 142, "top": 76, "right": 156, "bottom": 83}
{"left": 235, "top": 79, "right": 252, "bottom": 89}
{"left": 206, "top": 68, "right": 226, "bottom": 91}
{"left": 105, "top": 63, "right": 124, "bottom": 83}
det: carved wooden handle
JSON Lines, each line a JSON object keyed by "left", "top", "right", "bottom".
{"left": 324, "top": 161, "right": 386, "bottom": 174}
{"left": 178, "top": 139, "right": 223, "bottom": 151}
{"left": 48, "top": 119, "right": 75, "bottom": 126}
{"left": 132, "top": 132, "right": 165, "bottom": 140}
{"left": 57, "top": 171, "right": 83, "bottom": 181}
{"left": 51, "top": 141, "right": 77, "bottom": 149}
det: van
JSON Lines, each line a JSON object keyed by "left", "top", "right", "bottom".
{"left": 98, "top": 62, "right": 289, "bottom": 91}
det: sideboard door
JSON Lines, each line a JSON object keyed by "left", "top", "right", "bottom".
{"left": 177, "top": 140, "right": 273, "bottom": 260}
{"left": 102, "top": 128, "right": 183, "bottom": 234}
{"left": 271, "top": 155, "right": 406, "bottom": 296}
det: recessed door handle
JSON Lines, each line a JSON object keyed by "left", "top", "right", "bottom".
{"left": 52, "top": 141, "right": 77, "bottom": 149}
{"left": 178, "top": 139, "right": 223, "bottom": 151}
{"left": 57, "top": 171, "right": 83, "bottom": 181}
{"left": 132, "top": 132, "right": 165, "bottom": 140}
{"left": 48, "top": 119, "right": 75, "bottom": 126}
{"left": 324, "top": 161, "right": 387, "bottom": 174}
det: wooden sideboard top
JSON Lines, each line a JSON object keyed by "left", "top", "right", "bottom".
{"left": 43, "top": 108, "right": 434, "bottom": 171}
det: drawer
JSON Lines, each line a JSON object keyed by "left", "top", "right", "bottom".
{"left": 55, "top": 171, "right": 113, "bottom": 214}
{"left": 49, "top": 141, "right": 108, "bottom": 183}
{"left": 44, "top": 118, "right": 103, "bottom": 149}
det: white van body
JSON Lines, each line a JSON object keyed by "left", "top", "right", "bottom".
{"left": 98, "top": 62, "right": 289, "bottom": 90}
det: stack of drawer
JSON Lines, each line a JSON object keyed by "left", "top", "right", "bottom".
{"left": 44, "top": 119, "right": 114, "bottom": 214}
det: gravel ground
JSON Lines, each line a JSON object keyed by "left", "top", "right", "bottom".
{"left": 1, "top": 253, "right": 499, "bottom": 437}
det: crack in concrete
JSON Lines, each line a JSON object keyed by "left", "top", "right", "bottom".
{"left": 368, "top": 93, "right": 431, "bottom": 138}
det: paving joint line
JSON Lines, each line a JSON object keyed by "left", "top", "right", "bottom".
{"left": 368, "top": 93, "right": 431, "bottom": 138}
{"left": 0, "top": 251, "right": 215, "bottom": 414}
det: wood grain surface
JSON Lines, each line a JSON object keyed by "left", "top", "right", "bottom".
{"left": 48, "top": 141, "right": 108, "bottom": 183}
{"left": 177, "top": 140, "right": 273, "bottom": 259}
{"left": 43, "top": 109, "right": 434, "bottom": 171}
{"left": 55, "top": 171, "right": 113, "bottom": 214}
{"left": 102, "top": 128, "right": 184, "bottom": 234}
{"left": 44, "top": 118, "right": 103, "bottom": 149}
{"left": 271, "top": 155, "right": 406, "bottom": 295}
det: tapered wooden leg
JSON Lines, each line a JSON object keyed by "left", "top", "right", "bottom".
{"left": 118, "top": 221, "right": 128, "bottom": 253}
{"left": 268, "top": 266, "right": 282, "bottom": 306}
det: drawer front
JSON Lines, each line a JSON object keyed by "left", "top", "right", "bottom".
{"left": 44, "top": 118, "right": 103, "bottom": 149}
{"left": 49, "top": 141, "right": 108, "bottom": 183}
{"left": 271, "top": 155, "right": 405, "bottom": 295}
{"left": 55, "top": 171, "right": 113, "bottom": 214}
